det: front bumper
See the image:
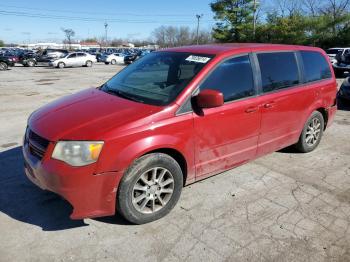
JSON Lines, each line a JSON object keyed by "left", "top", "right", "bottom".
{"left": 23, "top": 139, "right": 123, "bottom": 219}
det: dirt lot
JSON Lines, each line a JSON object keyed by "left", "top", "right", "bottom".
{"left": 0, "top": 64, "right": 350, "bottom": 262}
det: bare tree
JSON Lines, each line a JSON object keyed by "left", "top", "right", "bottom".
{"left": 320, "top": 0, "right": 350, "bottom": 35}
{"left": 273, "top": 0, "right": 302, "bottom": 16}
{"left": 152, "top": 25, "right": 213, "bottom": 47}
{"left": 301, "top": 0, "right": 319, "bottom": 16}
{"left": 61, "top": 28, "right": 75, "bottom": 49}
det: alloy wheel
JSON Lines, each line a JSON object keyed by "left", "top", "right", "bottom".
{"left": 132, "top": 167, "right": 174, "bottom": 214}
{"left": 305, "top": 117, "right": 321, "bottom": 146}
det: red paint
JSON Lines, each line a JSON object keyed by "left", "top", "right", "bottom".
{"left": 23, "top": 44, "right": 337, "bottom": 219}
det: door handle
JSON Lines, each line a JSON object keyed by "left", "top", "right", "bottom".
{"left": 264, "top": 102, "right": 275, "bottom": 108}
{"left": 245, "top": 106, "right": 259, "bottom": 113}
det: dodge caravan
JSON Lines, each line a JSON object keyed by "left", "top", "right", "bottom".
{"left": 23, "top": 44, "right": 337, "bottom": 224}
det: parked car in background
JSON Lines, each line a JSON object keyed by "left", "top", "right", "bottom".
{"left": 2, "top": 53, "right": 19, "bottom": 64}
{"left": 100, "top": 53, "right": 125, "bottom": 65}
{"left": 0, "top": 55, "right": 15, "bottom": 70}
{"left": 123, "top": 53, "right": 138, "bottom": 64}
{"left": 49, "top": 52, "right": 97, "bottom": 68}
{"left": 24, "top": 44, "right": 337, "bottom": 224}
{"left": 19, "top": 50, "right": 38, "bottom": 67}
{"left": 326, "top": 48, "right": 348, "bottom": 65}
{"left": 333, "top": 49, "right": 350, "bottom": 77}
{"left": 338, "top": 76, "right": 350, "bottom": 101}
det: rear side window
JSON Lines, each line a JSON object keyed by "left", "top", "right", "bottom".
{"left": 300, "top": 51, "right": 332, "bottom": 83}
{"left": 200, "top": 55, "right": 255, "bottom": 102}
{"left": 257, "top": 52, "right": 300, "bottom": 93}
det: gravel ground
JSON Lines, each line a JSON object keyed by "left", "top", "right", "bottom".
{"left": 0, "top": 64, "right": 350, "bottom": 262}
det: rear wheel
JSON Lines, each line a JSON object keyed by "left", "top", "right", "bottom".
{"left": 104, "top": 62, "right": 109, "bottom": 65}
{"left": 111, "top": 59, "right": 116, "bottom": 65}
{"left": 57, "top": 62, "right": 65, "bottom": 69}
{"left": 117, "top": 153, "right": 183, "bottom": 224}
{"left": 295, "top": 111, "right": 324, "bottom": 153}
{"left": 0, "top": 62, "right": 8, "bottom": 71}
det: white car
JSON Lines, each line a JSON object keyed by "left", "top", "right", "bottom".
{"left": 100, "top": 53, "right": 125, "bottom": 65}
{"left": 50, "top": 52, "right": 97, "bottom": 68}
{"left": 326, "top": 48, "right": 350, "bottom": 65}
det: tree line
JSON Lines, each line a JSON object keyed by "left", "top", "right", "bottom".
{"left": 211, "top": 0, "right": 350, "bottom": 49}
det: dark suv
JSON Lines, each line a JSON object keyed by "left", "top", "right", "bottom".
{"left": 0, "top": 55, "right": 15, "bottom": 70}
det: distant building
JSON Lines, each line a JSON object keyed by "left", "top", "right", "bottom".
{"left": 80, "top": 41, "right": 101, "bottom": 50}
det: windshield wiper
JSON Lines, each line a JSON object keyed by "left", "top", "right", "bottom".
{"left": 105, "top": 87, "right": 144, "bottom": 104}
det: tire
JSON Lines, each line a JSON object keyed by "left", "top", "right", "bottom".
{"left": 111, "top": 59, "right": 116, "bottom": 65}
{"left": 85, "top": 60, "right": 92, "bottom": 67}
{"left": 57, "top": 62, "right": 65, "bottom": 69}
{"left": 104, "top": 62, "right": 109, "bottom": 65}
{"left": 117, "top": 153, "right": 183, "bottom": 224}
{"left": 0, "top": 62, "right": 8, "bottom": 71}
{"left": 295, "top": 111, "right": 324, "bottom": 153}
{"left": 27, "top": 59, "right": 35, "bottom": 67}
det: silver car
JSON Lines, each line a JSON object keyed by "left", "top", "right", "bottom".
{"left": 50, "top": 52, "right": 97, "bottom": 68}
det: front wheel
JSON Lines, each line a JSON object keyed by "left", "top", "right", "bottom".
{"left": 111, "top": 59, "right": 116, "bottom": 65}
{"left": 57, "top": 62, "right": 65, "bottom": 69}
{"left": 117, "top": 153, "right": 183, "bottom": 224}
{"left": 295, "top": 111, "right": 324, "bottom": 153}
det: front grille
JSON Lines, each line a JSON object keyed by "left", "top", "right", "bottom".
{"left": 26, "top": 129, "right": 50, "bottom": 160}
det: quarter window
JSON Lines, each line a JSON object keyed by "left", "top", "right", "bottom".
{"left": 300, "top": 51, "right": 332, "bottom": 83}
{"left": 199, "top": 55, "right": 255, "bottom": 102}
{"left": 257, "top": 52, "right": 300, "bottom": 93}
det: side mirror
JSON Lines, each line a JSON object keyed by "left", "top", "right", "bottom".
{"left": 195, "top": 89, "right": 224, "bottom": 109}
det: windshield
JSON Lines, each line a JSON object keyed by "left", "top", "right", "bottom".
{"left": 101, "top": 51, "right": 213, "bottom": 106}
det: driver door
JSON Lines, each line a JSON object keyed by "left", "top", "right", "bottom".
{"left": 193, "top": 54, "right": 262, "bottom": 178}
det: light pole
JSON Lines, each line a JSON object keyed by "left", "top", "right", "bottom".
{"left": 196, "top": 14, "right": 203, "bottom": 45}
{"left": 104, "top": 22, "right": 108, "bottom": 47}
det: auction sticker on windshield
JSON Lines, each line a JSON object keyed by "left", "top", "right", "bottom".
{"left": 185, "top": 55, "right": 211, "bottom": 63}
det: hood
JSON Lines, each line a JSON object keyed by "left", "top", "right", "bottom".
{"left": 29, "top": 88, "right": 162, "bottom": 141}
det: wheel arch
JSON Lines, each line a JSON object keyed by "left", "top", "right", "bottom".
{"left": 316, "top": 107, "right": 328, "bottom": 130}
{"left": 142, "top": 148, "right": 188, "bottom": 187}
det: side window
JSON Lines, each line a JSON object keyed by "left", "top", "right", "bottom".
{"left": 300, "top": 51, "right": 332, "bottom": 83}
{"left": 67, "top": 54, "right": 76, "bottom": 59}
{"left": 257, "top": 52, "right": 300, "bottom": 93}
{"left": 199, "top": 55, "right": 255, "bottom": 102}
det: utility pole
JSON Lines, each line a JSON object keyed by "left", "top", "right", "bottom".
{"left": 253, "top": 0, "right": 258, "bottom": 40}
{"left": 196, "top": 14, "right": 203, "bottom": 45}
{"left": 104, "top": 22, "right": 108, "bottom": 47}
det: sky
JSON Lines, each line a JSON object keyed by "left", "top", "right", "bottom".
{"left": 0, "top": 0, "right": 219, "bottom": 44}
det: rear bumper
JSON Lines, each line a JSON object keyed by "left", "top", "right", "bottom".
{"left": 23, "top": 142, "right": 123, "bottom": 219}
{"left": 326, "top": 104, "right": 337, "bottom": 128}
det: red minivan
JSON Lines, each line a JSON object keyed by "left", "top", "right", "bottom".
{"left": 23, "top": 44, "right": 337, "bottom": 224}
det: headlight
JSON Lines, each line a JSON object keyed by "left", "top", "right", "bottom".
{"left": 52, "top": 141, "right": 104, "bottom": 166}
